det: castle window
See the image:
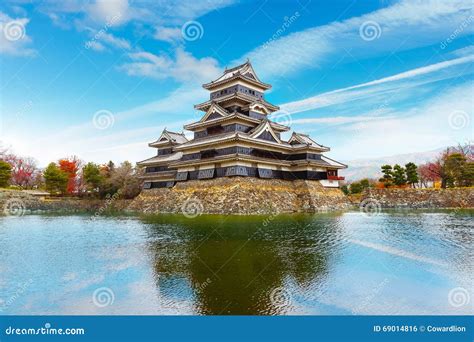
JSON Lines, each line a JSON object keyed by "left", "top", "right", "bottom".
{"left": 198, "top": 169, "right": 215, "bottom": 179}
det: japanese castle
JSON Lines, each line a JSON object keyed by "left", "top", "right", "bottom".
{"left": 138, "top": 61, "right": 346, "bottom": 189}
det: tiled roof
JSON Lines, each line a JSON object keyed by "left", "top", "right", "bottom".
{"left": 137, "top": 152, "right": 183, "bottom": 166}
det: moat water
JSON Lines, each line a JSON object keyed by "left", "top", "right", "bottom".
{"left": 0, "top": 211, "right": 472, "bottom": 315}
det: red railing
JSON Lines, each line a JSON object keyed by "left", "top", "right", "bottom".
{"left": 327, "top": 175, "right": 345, "bottom": 180}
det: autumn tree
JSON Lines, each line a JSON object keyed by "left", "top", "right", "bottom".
{"left": 418, "top": 162, "right": 441, "bottom": 188}
{"left": 58, "top": 156, "right": 81, "bottom": 194}
{"left": 107, "top": 161, "right": 142, "bottom": 199}
{"left": 379, "top": 165, "right": 393, "bottom": 187}
{"left": 0, "top": 160, "right": 12, "bottom": 187}
{"left": 405, "top": 162, "right": 419, "bottom": 188}
{"left": 43, "top": 163, "right": 68, "bottom": 194}
{"left": 0, "top": 152, "right": 39, "bottom": 188}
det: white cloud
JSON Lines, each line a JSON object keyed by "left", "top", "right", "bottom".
{"left": 86, "top": 0, "right": 129, "bottom": 26}
{"left": 322, "top": 82, "right": 473, "bottom": 160}
{"left": 280, "top": 55, "right": 474, "bottom": 114}
{"left": 118, "top": 48, "right": 220, "bottom": 83}
{"left": 98, "top": 31, "right": 131, "bottom": 50}
{"left": 154, "top": 26, "right": 183, "bottom": 43}
{"left": 41, "top": 0, "right": 237, "bottom": 29}
{"left": 291, "top": 115, "right": 395, "bottom": 125}
{"left": 87, "top": 40, "right": 106, "bottom": 51}
{"left": 451, "top": 44, "right": 474, "bottom": 57}
{"left": 242, "top": 0, "right": 474, "bottom": 78}
{"left": 0, "top": 12, "right": 35, "bottom": 56}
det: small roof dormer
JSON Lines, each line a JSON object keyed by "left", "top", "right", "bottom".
{"left": 148, "top": 129, "right": 188, "bottom": 148}
{"left": 288, "top": 132, "right": 329, "bottom": 152}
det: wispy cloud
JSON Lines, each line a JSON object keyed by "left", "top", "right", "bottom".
{"left": 280, "top": 55, "right": 474, "bottom": 114}
{"left": 243, "top": 0, "right": 474, "bottom": 78}
{"left": 292, "top": 115, "right": 395, "bottom": 125}
{"left": 317, "top": 81, "right": 473, "bottom": 160}
{"left": 118, "top": 48, "right": 221, "bottom": 83}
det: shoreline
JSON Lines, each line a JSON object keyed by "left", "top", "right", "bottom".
{"left": 1, "top": 186, "right": 473, "bottom": 216}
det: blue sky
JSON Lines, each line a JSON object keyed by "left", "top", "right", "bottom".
{"left": 0, "top": 0, "right": 472, "bottom": 166}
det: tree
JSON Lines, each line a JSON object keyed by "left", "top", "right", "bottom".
{"left": 83, "top": 162, "right": 104, "bottom": 192}
{"left": 360, "top": 178, "right": 370, "bottom": 189}
{"left": 340, "top": 184, "right": 349, "bottom": 195}
{"left": 43, "top": 163, "right": 68, "bottom": 194}
{"left": 444, "top": 153, "right": 467, "bottom": 187}
{"left": 59, "top": 157, "right": 81, "bottom": 194}
{"left": 109, "top": 161, "right": 142, "bottom": 199}
{"left": 461, "top": 162, "right": 474, "bottom": 187}
{"left": 405, "top": 162, "right": 419, "bottom": 188}
{"left": 350, "top": 182, "right": 363, "bottom": 194}
{"left": 418, "top": 162, "right": 441, "bottom": 188}
{"left": 0, "top": 160, "right": 12, "bottom": 187}
{"left": 392, "top": 164, "right": 407, "bottom": 186}
{"left": 379, "top": 165, "right": 393, "bottom": 187}
{"left": 0, "top": 153, "right": 39, "bottom": 188}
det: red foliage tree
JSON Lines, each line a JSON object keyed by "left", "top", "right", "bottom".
{"left": 58, "top": 157, "right": 81, "bottom": 194}
{"left": 0, "top": 149, "right": 38, "bottom": 188}
{"left": 418, "top": 162, "right": 441, "bottom": 187}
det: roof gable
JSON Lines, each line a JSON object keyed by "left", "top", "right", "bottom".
{"left": 249, "top": 120, "right": 282, "bottom": 144}
{"left": 200, "top": 103, "right": 228, "bottom": 122}
{"left": 149, "top": 129, "right": 188, "bottom": 147}
{"left": 203, "top": 61, "right": 271, "bottom": 90}
{"left": 288, "top": 132, "right": 326, "bottom": 149}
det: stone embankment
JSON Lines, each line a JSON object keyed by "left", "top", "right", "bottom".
{"left": 0, "top": 189, "right": 129, "bottom": 215}
{"left": 128, "top": 177, "right": 351, "bottom": 215}
{"left": 359, "top": 188, "right": 474, "bottom": 209}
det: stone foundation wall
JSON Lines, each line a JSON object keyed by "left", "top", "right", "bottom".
{"left": 360, "top": 188, "right": 474, "bottom": 209}
{"left": 0, "top": 189, "right": 130, "bottom": 215}
{"left": 128, "top": 177, "right": 350, "bottom": 215}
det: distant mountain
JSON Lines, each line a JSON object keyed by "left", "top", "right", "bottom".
{"left": 340, "top": 147, "right": 446, "bottom": 182}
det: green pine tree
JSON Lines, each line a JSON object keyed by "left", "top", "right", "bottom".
{"left": 0, "top": 160, "right": 12, "bottom": 188}
{"left": 393, "top": 164, "right": 407, "bottom": 186}
{"left": 405, "top": 162, "right": 419, "bottom": 188}
{"left": 43, "top": 163, "right": 68, "bottom": 194}
{"left": 83, "top": 162, "right": 104, "bottom": 192}
{"left": 379, "top": 165, "right": 393, "bottom": 187}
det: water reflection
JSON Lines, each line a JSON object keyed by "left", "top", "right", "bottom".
{"left": 0, "top": 211, "right": 472, "bottom": 315}
{"left": 142, "top": 214, "right": 345, "bottom": 314}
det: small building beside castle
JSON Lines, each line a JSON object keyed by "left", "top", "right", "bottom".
{"left": 138, "top": 61, "right": 346, "bottom": 189}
